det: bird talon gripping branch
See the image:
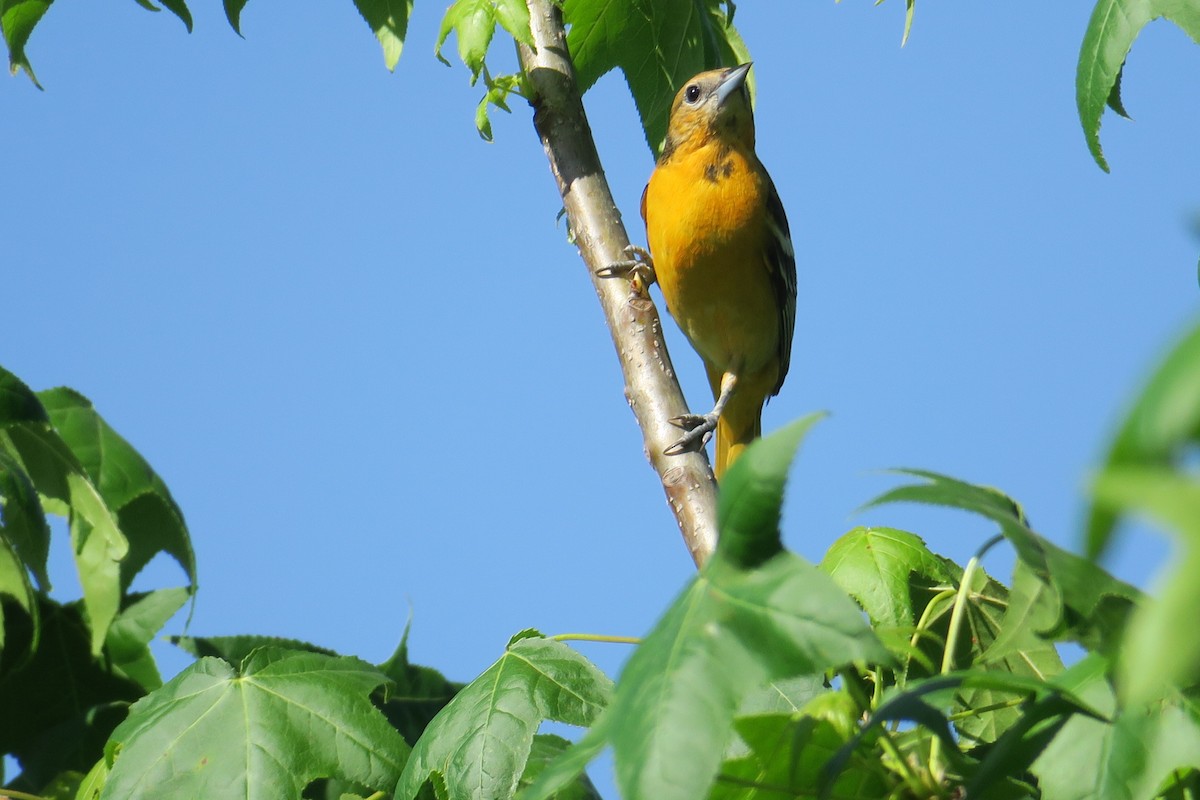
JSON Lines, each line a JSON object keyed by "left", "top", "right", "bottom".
{"left": 664, "top": 412, "right": 718, "bottom": 456}
{"left": 639, "top": 63, "right": 797, "bottom": 479}
{"left": 597, "top": 244, "right": 657, "bottom": 294}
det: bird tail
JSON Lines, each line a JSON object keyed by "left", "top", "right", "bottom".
{"left": 714, "top": 404, "right": 761, "bottom": 480}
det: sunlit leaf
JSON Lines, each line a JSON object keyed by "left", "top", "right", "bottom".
{"left": 1, "top": 0, "right": 50, "bottom": 86}
{"left": 103, "top": 648, "right": 408, "bottom": 799}
{"left": 353, "top": 0, "right": 412, "bottom": 70}
{"left": 1076, "top": 0, "right": 1200, "bottom": 170}
{"left": 395, "top": 633, "right": 612, "bottom": 800}
{"left": 865, "top": 470, "right": 1140, "bottom": 655}
{"left": 820, "top": 526, "right": 951, "bottom": 629}
{"left": 105, "top": 588, "right": 191, "bottom": 691}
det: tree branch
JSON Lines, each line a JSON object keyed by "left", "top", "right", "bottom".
{"left": 517, "top": 0, "right": 718, "bottom": 566}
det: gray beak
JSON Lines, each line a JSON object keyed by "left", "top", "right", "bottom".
{"left": 715, "top": 63, "right": 752, "bottom": 106}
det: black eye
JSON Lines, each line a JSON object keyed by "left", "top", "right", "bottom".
{"left": 684, "top": 84, "right": 701, "bottom": 103}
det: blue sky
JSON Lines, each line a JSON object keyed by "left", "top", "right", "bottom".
{"left": 4, "top": 0, "right": 1199, "bottom": 773}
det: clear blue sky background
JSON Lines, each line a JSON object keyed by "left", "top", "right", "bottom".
{"left": 4, "top": 0, "right": 1199, "bottom": 781}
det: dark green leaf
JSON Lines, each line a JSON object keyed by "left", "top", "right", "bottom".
{"left": 564, "top": 0, "right": 750, "bottom": 154}
{"left": 820, "top": 526, "right": 951, "bottom": 629}
{"left": 0, "top": 0, "right": 51, "bottom": 87}
{"left": 1085, "top": 320, "right": 1200, "bottom": 557}
{"left": 0, "top": 448, "right": 51, "bottom": 589}
{"left": 169, "top": 633, "right": 338, "bottom": 663}
{"left": 395, "top": 635, "right": 612, "bottom": 800}
{"left": 154, "top": 0, "right": 193, "bottom": 32}
{"left": 353, "top": 0, "right": 412, "bottom": 70}
{"left": 103, "top": 648, "right": 408, "bottom": 799}
{"left": 1076, "top": 0, "right": 1200, "bottom": 170}
{"left": 517, "top": 719, "right": 610, "bottom": 800}
{"left": 718, "top": 413, "right": 825, "bottom": 568}
{"left": 376, "top": 624, "right": 464, "bottom": 746}
{"left": 222, "top": 0, "right": 249, "bottom": 34}
{"left": 518, "top": 735, "right": 602, "bottom": 800}
{"left": 0, "top": 597, "right": 141, "bottom": 792}
{"left": 866, "top": 469, "right": 1140, "bottom": 654}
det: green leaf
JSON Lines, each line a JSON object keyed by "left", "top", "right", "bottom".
{"left": 153, "top": 0, "right": 193, "bottom": 32}
{"left": 1, "top": 0, "right": 51, "bottom": 87}
{"left": 40, "top": 387, "right": 196, "bottom": 596}
{"left": 866, "top": 469, "right": 1140, "bottom": 654}
{"left": 395, "top": 634, "right": 612, "bottom": 800}
{"left": 518, "top": 735, "right": 602, "bottom": 800}
{"left": 493, "top": 0, "right": 532, "bottom": 47}
{"left": 103, "top": 648, "right": 408, "bottom": 799}
{"left": 376, "top": 623, "right": 464, "bottom": 746}
{"left": 1091, "top": 466, "right": 1200, "bottom": 704}
{"left": 949, "top": 562, "right": 1064, "bottom": 744}
{"left": 0, "top": 447, "right": 51, "bottom": 589}
{"left": 1085, "top": 319, "right": 1200, "bottom": 558}
{"left": 1076, "top": 0, "right": 1200, "bottom": 170}
{"left": 718, "top": 413, "right": 825, "bottom": 568}
{"left": 711, "top": 713, "right": 890, "bottom": 800}
{"left": 76, "top": 757, "right": 109, "bottom": 800}
{"left": 353, "top": 0, "right": 412, "bottom": 70}
{"left": 1032, "top": 654, "right": 1200, "bottom": 800}
{"left": 736, "top": 674, "right": 826, "bottom": 716}
{"left": 0, "top": 597, "right": 143, "bottom": 791}
{"left": 607, "top": 554, "right": 884, "bottom": 800}
{"left": 820, "top": 526, "right": 952, "bottom": 629}
{"left": 564, "top": 0, "right": 750, "bottom": 154}
{"left": 222, "top": 0, "right": 249, "bottom": 34}
{"left": 517, "top": 719, "right": 610, "bottom": 800}
{"left": 435, "top": 0, "right": 496, "bottom": 82}
{"left": 169, "top": 633, "right": 338, "bottom": 663}
{"left": 1, "top": 376, "right": 129, "bottom": 654}
{"left": 105, "top": 587, "right": 190, "bottom": 691}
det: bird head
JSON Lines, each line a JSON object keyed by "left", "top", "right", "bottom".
{"left": 661, "top": 63, "right": 755, "bottom": 160}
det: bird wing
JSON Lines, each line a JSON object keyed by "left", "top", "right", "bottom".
{"left": 763, "top": 174, "right": 797, "bottom": 396}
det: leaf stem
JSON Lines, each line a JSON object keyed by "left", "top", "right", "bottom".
{"left": 941, "top": 534, "right": 1003, "bottom": 675}
{"left": 0, "top": 789, "right": 48, "bottom": 800}
{"left": 550, "top": 633, "right": 641, "bottom": 645}
{"left": 929, "top": 533, "right": 1004, "bottom": 778}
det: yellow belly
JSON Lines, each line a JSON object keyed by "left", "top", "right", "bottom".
{"left": 645, "top": 143, "right": 780, "bottom": 377}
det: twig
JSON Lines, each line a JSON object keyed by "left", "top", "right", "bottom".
{"left": 516, "top": 0, "right": 718, "bottom": 566}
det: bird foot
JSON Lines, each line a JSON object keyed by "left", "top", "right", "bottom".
{"left": 597, "top": 245, "right": 656, "bottom": 294}
{"left": 664, "top": 413, "right": 718, "bottom": 456}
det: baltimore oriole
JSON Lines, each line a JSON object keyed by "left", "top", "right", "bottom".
{"left": 630, "top": 63, "right": 797, "bottom": 479}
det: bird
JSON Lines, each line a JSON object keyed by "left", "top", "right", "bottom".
{"left": 633, "top": 62, "right": 797, "bottom": 479}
